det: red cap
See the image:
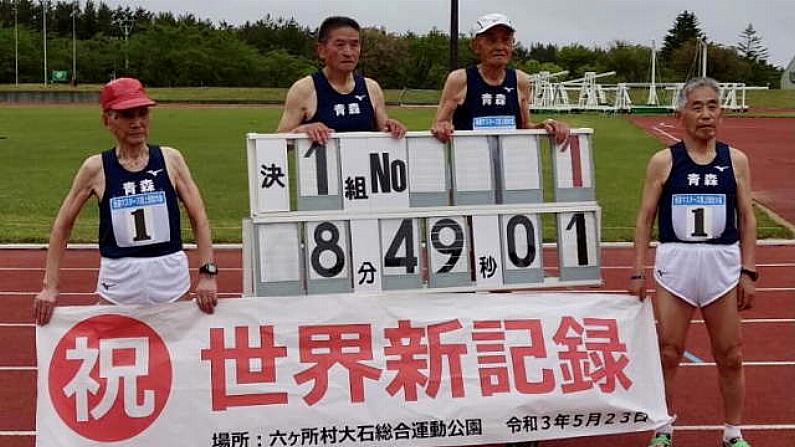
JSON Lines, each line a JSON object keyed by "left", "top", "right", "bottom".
{"left": 100, "top": 77, "right": 157, "bottom": 111}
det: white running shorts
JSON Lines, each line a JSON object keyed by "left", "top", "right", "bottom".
{"left": 96, "top": 250, "right": 190, "bottom": 305}
{"left": 654, "top": 242, "right": 741, "bottom": 307}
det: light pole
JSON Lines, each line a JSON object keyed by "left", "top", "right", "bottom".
{"left": 14, "top": 0, "right": 19, "bottom": 85}
{"left": 114, "top": 17, "right": 134, "bottom": 73}
{"left": 41, "top": 0, "right": 48, "bottom": 85}
{"left": 72, "top": 1, "right": 78, "bottom": 85}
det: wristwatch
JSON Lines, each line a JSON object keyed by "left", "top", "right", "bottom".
{"left": 198, "top": 262, "right": 219, "bottom": 276}
{"left": 740, "top": 268, "right": 758, "bottom": 282}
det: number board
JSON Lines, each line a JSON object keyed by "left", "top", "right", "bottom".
{"left": 243, "top": 205, "right": 601, "bottom": 296}
{"left": 246, "top": 130, "right": 588, "bottom": 216}
{"left": 244, "top": 130, "right": 601, "bottom": 296}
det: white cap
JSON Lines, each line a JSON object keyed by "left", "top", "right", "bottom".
{"left": 473, "top": 13, "right": 515, "bottom": 35}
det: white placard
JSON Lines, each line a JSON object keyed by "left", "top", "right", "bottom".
{"left": 501, "top": 214, "right": 543, "bottom": 271}
{"left": 258, "top": 223, "right": 301, "bottom": 282}
{"left": 558, "top": 211, "right": 599, "bottom": 268}
{"left": 555, "top": 134, "right": 593, "bottom": 189}
{"left": 427, "top": 216, "right": 469, "bottom": 275}
{"left": 379, "top": 218, "right": 421, "bottom": 278}
{"left": 296, "top": 138, "right": 340, "bottom": 198}
{"left": 471, "top": 215, "right": 504, "bottom": 288}
{"left": 452, "top": 136, "right": 492, "bottom": 191}
{"left": 502, "top": 134, "right": 541, "bottom": 191}
{"left": 408, "top": 136, "right": 447, "bottom": 193}
{"left": 305, "top": 220, "right": 350, "bottom": 281}
{"left": 253, "top": 138, "right": 290, "bottom": 213}
{"left": 349, "top": 219, "right": 383, "bottom": 292}
{"left": 340, "top": 137, "right": 410, "bottom": 211}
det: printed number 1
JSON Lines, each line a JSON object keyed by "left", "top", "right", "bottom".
{"left": 131, "top": 208, "right": 151, "bottom": 242}
{"left": 690, "top": 207, "right": 707, "bottom": 237}
{"left": 305, "top": 143, "right": 328, "bottom": 195}
{"left": 565, "top": 213, "right": 588, "bottom": 266}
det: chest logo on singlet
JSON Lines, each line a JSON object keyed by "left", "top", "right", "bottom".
{"left": 355, "top": 95, "right": 366, "bottom": 101}
{"left": 147, "top": 169, "right": 164, "bottom": 177}
{"left": 714, "top": 165, "right": 729, "bottom": 172}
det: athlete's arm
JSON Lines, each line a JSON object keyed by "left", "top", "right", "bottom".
{"left": 431, "top": 69, "right": 467, "bottom": 143}
{"left": 277, "top": 76, "right": 333, "bottom": 144}
{"left": 366, "top": 78, "right": 406, "bottom": 139}
{"left": 732, "top": 147, "right": 757, "bottom": 310}
{"left": 629, "top": 149, "right": 672, "bottom": 299}
{"left": 163, "top": 147, "right": 217, "bottom": 314}
{"left": 35, "top": 155, "right": 103, "bottom": 325}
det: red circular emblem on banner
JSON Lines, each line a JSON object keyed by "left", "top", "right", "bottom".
{"left": 48, "top": 314, "right": 172, "bottom": 442}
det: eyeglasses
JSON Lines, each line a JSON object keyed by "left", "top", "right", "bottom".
{"left": 111, "top": 107, "right": 150, "bottom": 120}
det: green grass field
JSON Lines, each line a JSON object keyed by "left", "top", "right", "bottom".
{"left": 0, "top": 105, "right": 790, "bottom": 243}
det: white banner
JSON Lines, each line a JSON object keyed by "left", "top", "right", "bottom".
{"left": 36, "top": 292, "right": 668, "bottom": 446}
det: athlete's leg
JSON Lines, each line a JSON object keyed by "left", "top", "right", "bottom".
{"left": 701, "top": 288, "right": 744, "bottom": 425}
{"left": 653, "top": 285, "right": 697, "bottom": 413}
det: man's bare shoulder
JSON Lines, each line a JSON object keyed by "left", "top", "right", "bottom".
{"left": 647, "top": 148, "right": 673, "bottom": 172}
{"left": 288, "top": 76, "right": 315, "bottom": 95}
{"left": 80, "top": 153, "right": 104, "bottom": 174}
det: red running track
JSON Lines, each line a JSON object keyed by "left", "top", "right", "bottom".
{"left": 0, "top": 244, "right": 793, "bottom": 447}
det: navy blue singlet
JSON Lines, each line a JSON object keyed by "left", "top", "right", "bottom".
{"left": 99, "top": 145, "right": 183, "bottom": 258}
{"left": 452, "top": 66, "right": 521, "bottom": 131}
{"left": 305, "top": 71, "right": 377, "bottom": 132}
{"left": 658, "top": 141, "right": 738, "bottom": 244}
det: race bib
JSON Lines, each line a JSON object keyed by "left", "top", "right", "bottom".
{"left": 472, "top": 115, "right": 516, "bottom": 130}
{"left": 110, "top": 191, "right": 171, "bottom": 247}
{"left": 671, "top": 193, "right": 727, "bottom": 241}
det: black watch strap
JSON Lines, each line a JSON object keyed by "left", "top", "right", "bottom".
{"left": 740, "top": 268, "right": 758, "bottom": 282}
{"left": 199, "top": 262, "right": 219, "bottom": 276}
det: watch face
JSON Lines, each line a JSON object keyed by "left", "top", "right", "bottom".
{"left": 201, "top": 263, "right": 218, "bottom": 275}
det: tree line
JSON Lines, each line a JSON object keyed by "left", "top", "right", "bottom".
{"left": 0, "top": 1, "right": 783, "bottom": 89}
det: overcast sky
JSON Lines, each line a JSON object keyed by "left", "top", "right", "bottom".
{"left": 102, "top": 0, "right": 794, "bottom": 70}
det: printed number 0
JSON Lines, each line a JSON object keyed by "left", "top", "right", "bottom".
{"left": 131, "top": 208, "right": 152, "bottom": 242}
{"left": 506, "top": 215, "right": 536, "bottom": 268}
{"left": 310, "top": 222, "right": 345, "bottom": 277}
{"left": 430, "top": 219, "right": 464, "bottom": 273}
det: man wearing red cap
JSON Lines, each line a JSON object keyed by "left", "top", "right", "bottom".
{"left": 431, "top": 13, "right": 568, "bottom": 145}
{"left": 33, "top": 77, "right": 219, "bottom": 324}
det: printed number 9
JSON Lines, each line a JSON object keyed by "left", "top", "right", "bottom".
{"left": 430, "top": 218, "right": 464, "bottom": 273}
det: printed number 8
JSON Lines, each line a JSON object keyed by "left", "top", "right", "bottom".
{"left": 310, "top": 222, "right": 345, "bottom": 277}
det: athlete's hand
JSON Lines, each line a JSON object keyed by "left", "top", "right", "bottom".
{"left": 295, "top": 122, "right": 334, "bottom": 145}
{"left": 431, "top": 120, "right": 454, "bottom": 143}
{"left": 383, "top": 118, "right": 406, "bottom": 139}
{"left": 737, "top": 275, "right": 756, "bottom": 311}
{"left": 194, "top": 276, "right": 218, "bottom": 314}
{"left": 628, "top": 274, "right": 647, "bottom": 301}
{"left": 537, "top": 119, "right": 571, "bottom": 148}
{"left": 34, "top": 288, "right": 58, "bottom": 325}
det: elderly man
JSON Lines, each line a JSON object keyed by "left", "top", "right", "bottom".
{"left": 34, "top": 77, "right": 219, "bottom": 324}
{"left": 277, "top": 16, "right": 406, "bottom": 143}
{"left": 629, "top": 77, "right": 757, "bottom": 447}
{"left": 431, "top": 13, "right": 569, "bottom": 144}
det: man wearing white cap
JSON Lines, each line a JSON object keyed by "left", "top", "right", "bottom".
{"left": 431, "top": 13, "right": 569, "bottom": 144}
{"left": 33, "top": 77, "right": 219, "bottom": 324}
